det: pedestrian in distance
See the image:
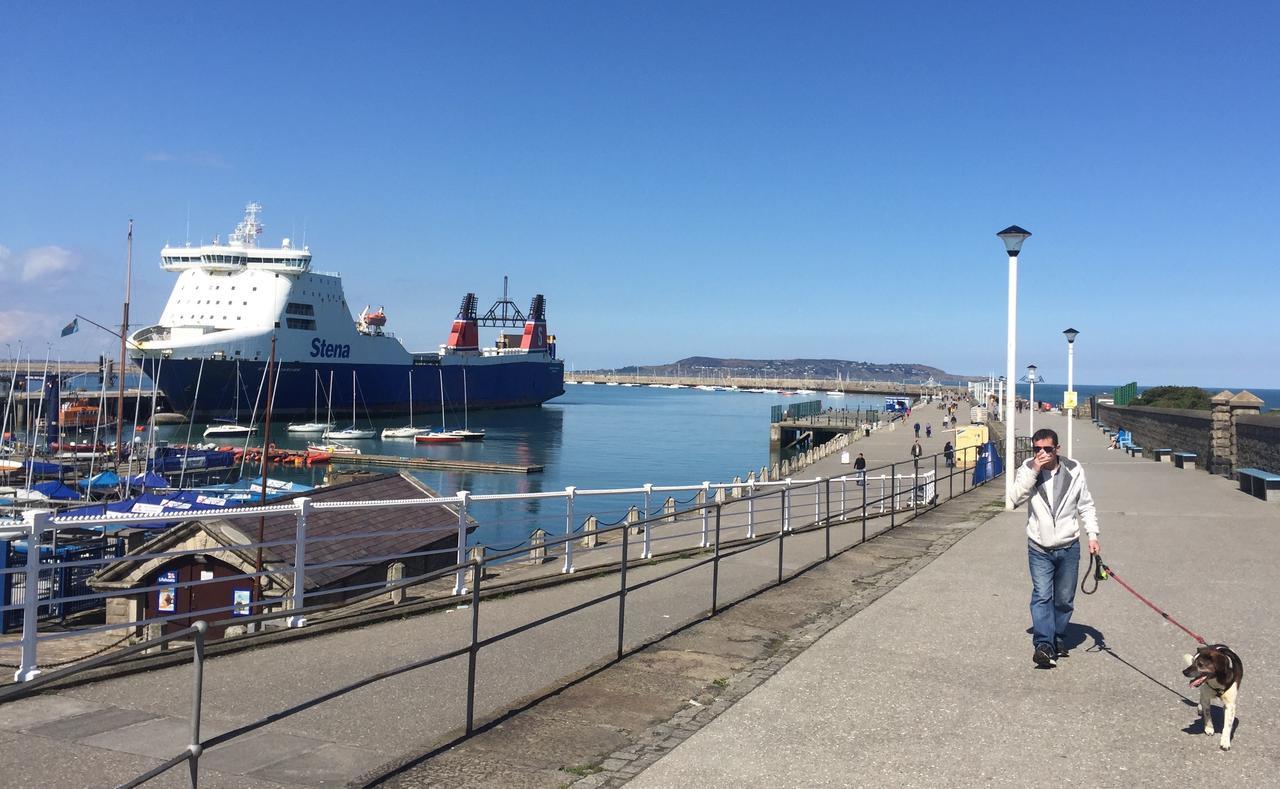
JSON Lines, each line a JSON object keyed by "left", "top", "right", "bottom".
{"left": 914, "top": 422, "right": 921, "bottom": 438}
{"left": 1012, "top": 428, "right": 1100, "bottom": 669}
{"left": 853, "top": 452, "right": 866, "bottom": 486}
{"left": 943, "top": 441, "right": 954, "bottom": 468}
{"left": 926, "top": 423, "right": 932, "bottom": 438}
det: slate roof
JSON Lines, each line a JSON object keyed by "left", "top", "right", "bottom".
{"left": 92, "top": 473, "right": 471, "bottom": 592}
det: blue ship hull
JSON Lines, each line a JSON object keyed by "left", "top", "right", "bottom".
{"left": 138, "top": 358, "right": 565, "bottom": 419}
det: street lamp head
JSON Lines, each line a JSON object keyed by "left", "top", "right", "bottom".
{"left": 1027, "top": 364, "right": 1037, "bottom": 381}
{"left": 997, "top": 225, "right": 1032, "bottom": 256}
{"left": 1063, "top": 327, "right": 1079, "bottom": 344}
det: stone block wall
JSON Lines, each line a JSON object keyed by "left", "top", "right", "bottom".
{"left": 1096, "top": 404, "right": 1213, "bottom": 468}
{"left": 1235, "top": 414, "right": 1280, "bottom": 473}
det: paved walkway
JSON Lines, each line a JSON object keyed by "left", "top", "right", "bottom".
{"left": 630, "top": 411, "right": 1280, "bottom": 787}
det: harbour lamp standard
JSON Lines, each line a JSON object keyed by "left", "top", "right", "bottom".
{"left": 1027, "top": 364, "right": 1038, "bottom": 439}
{"left": 1064, "top": 328, "right": 1078, "bottom": 459}
{"left": 998, "top": 225, "right": 1031, "bottom": 510}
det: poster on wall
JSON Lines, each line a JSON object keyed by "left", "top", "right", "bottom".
{"left": 232, "top": 589, "right": 251, "bottom": 617}
{"left": 157, "top": 570, "right": 178, "bottom": 613}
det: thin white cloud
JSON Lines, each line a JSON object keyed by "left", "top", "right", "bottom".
{"left": 145, "top": 150, "right": 229, "bottom": 168}
{"left": 0, "top": 310, "right": 48, "bottom": 343}
{"left": 21, "top": 245, "right": 77, "bottom": 282}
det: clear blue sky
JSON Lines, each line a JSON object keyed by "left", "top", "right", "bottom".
{"left": 3, "top": 2, "right": 1277, "bottom": 388}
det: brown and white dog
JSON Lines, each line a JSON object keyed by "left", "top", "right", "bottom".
{"left": 1182, "top": 644, "right": 1244, "bottom": 751}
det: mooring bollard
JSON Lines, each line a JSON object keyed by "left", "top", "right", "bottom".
{"left": 581, "top": 515, "right": 599, "bottom": 548}
{"left": 386, "top": 561, "right": 406, "bottom": 605}
{"left": 467, "top": 546, "right": 485, "bottom": 589}
{"left": 732, "top": 476, "right": 742, "bottom": 498}
{"left": 528, "top": 529, "right": 548, "bottom": 564}
{"left": 626, "top": 505, "right": 641, "bottom": 535}
{"left": 663, "top": 496, "right": 677, "bottom": 522}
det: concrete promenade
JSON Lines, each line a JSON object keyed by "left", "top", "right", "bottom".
{"left": 630, "top": 411, "right": 1280, "bottom": 787}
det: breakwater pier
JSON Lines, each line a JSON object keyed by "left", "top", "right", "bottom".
{"left": 570, "top": 373, "right": 958, "bottom": 396}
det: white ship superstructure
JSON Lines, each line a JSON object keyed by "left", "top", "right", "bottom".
{"left": 129, "top": 204, "right": 564, "bottom": 417}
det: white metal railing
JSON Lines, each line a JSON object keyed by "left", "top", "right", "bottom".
{"left": 0, "top": 436, "right": 990, "bottom": 683}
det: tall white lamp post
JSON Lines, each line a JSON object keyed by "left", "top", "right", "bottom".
{"left": 1027, "top": 363, "right": 1038, "bottom": 439}
{"left": 998, "top": 226, "right": 1030, "bottom": 510}
{"left": 1064, "top": 328, "right": 1078, "bottom": 459}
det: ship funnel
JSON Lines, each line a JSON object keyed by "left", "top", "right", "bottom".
{"left": 519, "top": 294, "right": 549, "bottom": 352}
{"left": 446, "top": 293, "right": 480, "bottom": 352}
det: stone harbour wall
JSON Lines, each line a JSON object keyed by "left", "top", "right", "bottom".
{"left": 1096, "top": 404, "right": 1214, "bottom": 468}
{"left": 1235, "top": 413, "right": 1280, "bottom": 473}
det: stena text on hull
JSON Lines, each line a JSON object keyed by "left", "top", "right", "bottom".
{"left": 128, "top": 203, "right": 565, "bottom": 419}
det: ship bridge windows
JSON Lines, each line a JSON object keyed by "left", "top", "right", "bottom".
{"left": 286, "top": 318, "right": 316, "bottom": 331}
{"left": 285, "top": 302, "right": 315, "bottom": 316}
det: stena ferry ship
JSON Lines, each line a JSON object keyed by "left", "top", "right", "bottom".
{"left": 129, "top": 204, "right": 564, "bottom": 419}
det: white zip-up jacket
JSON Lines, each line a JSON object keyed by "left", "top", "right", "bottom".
{"left": 1012, "top": 456, "right": 1099, "bottom": 550}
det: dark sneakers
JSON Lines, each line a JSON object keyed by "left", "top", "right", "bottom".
{"left": 1034, "top": 643, "right": 1057, "bottom": 668}
{"left": 1056, "top": 639, "right": 1070, "bottom": 658}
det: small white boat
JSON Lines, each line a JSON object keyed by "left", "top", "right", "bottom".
{"left": 381, "top": 370, "right": 426, "bottom": 438}
{"left": 325, "top": 427, "right": 376, "bottom": 440}
{"left": 324, "top": 371, "right": 376, "bottom": 439}
{"left": 288, "top": 372, "right": 333, "bottom": 433}
{"left": 581, "top": 381, "right": 596, "bottom": 385}
{"left": 415, "top": 431, "right": 462, "bottom": 444}
{"left": 287, "top": 422, "right": 332, "bottom": 434}
{"left": 448, "top": 429, "right": 486, "bottom": 441}
{"left": 308, "top": 442, "right": 362, "bottom": 456}
{"left": 204, "top": 423, "right": 255, "bottom": 438}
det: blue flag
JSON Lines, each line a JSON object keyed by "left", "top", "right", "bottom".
{"left": 60, "top": 318, "right": 79, "bottom": 337}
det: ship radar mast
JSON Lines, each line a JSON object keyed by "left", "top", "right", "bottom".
{"left": 228, "top": 202, "right": 265, "bottom": 248}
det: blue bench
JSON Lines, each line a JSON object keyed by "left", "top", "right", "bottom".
{"left": 1237, "top": 467, "right": 1280, "bottom": 502}
{"left": 1152, "top": 448, "right": 1173, "bottom": 463}
{"left": 1173, "top": 452, "right": 1197, "bottom": 469}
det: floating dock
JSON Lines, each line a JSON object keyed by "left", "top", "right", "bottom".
{"left": 330, "top": 453, "right": 542, "bottom": 474}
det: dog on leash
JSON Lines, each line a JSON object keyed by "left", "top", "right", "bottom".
{"left": 1182, "top": 644, "right": 1244, "bottom": 750}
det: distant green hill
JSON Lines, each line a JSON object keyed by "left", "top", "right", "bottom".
{"left": 597, "top": 357, "right": 976, "bottom": 384}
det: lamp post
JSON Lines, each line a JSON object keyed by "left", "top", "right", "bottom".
{"left": 1064, "top": 328, "right": 1078, "bottom": 459}
{"left": 1027, "top": 364, "right": 1037, "bottom": 439}
{"left": 998, "top": 225, "right": 1031, "bottom": 510}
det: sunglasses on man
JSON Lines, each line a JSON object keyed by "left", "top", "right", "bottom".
{"left": 1033, "top": 445, "right": 1057, "bottom": 454}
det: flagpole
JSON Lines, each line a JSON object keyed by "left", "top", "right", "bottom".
{"left": 115, "top": 219, "right": 132, "bottom": 464}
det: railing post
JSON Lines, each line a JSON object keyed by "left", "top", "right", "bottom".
{"left": 890, "top": 464, "right": 896, "bottom": 529}
{"left": 642, "top": 483, "right": 653, "bottom": 559}
{"left": 815, "top": 476, "right": 823, "bottom": 525}
{"left": 784, "top": 478, "right": 792, "bottom": 532}
{"left": 617, "top": 521, "right": 629, "bottom": 660}
{"left": 562, "top": 487, "right": 576, "bottom": 574}
{"left": 187, "top": 620, "right": 208, "bottom": 788}
{"left": 287, "top": 497, "right": 310, "bottom": 627}
{"left": 700, "top": 481, "right": 711, "bottom": 547}
{"left": 465, "top": 563, "right": 481, "bottom": 735}
{"left": 711, "top": 504, "right": 722, "bottom": 614}
{"left": 840, "top": 477, "right": 846, "bottom": 522}
{"left": 933, "top": 454, "right": 939, "bottom": 507}
{"left": 15, "top": 510, "right": 48, "bottom": 682}
{"left": 777, "top": 488, "right": 786, "bottom": 584}
{"left": 746, "top": 480, "right": 756, "bottom": 539}
{"left": 453, "top": 491, "right": 470, "bottom": 596}
{"left": 861, "top": 469, "right": 868, "bottom": 544}
{"left": 823, "top": 478, "right": 830, "bottom": 559}
{"left": 949, "top": 446, "right": 955, "bottom": 500}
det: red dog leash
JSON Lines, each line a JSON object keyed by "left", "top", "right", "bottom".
{"left": 1083, "top": 555, "right": 1208, "bottom": 645}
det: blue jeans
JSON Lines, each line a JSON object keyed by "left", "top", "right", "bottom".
{"left": 1027, "top": 539, "right": 1080, "bottom": 648}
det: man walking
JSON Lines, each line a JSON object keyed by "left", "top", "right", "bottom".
{"left": 853, "top": 452, "right": 866, "bottom": 486}
{"left": 1012, "top": 428, "right": 1100, "bottom": 668}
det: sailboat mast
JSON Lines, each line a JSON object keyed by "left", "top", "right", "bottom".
{"left": 439, "top": 369, "right": 447, "bottom": 430}
{"left": 408, "top": 372, "right": 414, "bottom": 428}
{"left": 462, "top": 368, "right": 469, "bottom": 431}
{"left": 115, "top": 219, "right": 132, "bottom": 462}
{"left": 255, "top": 334, "right": 276, "bottom": 607}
